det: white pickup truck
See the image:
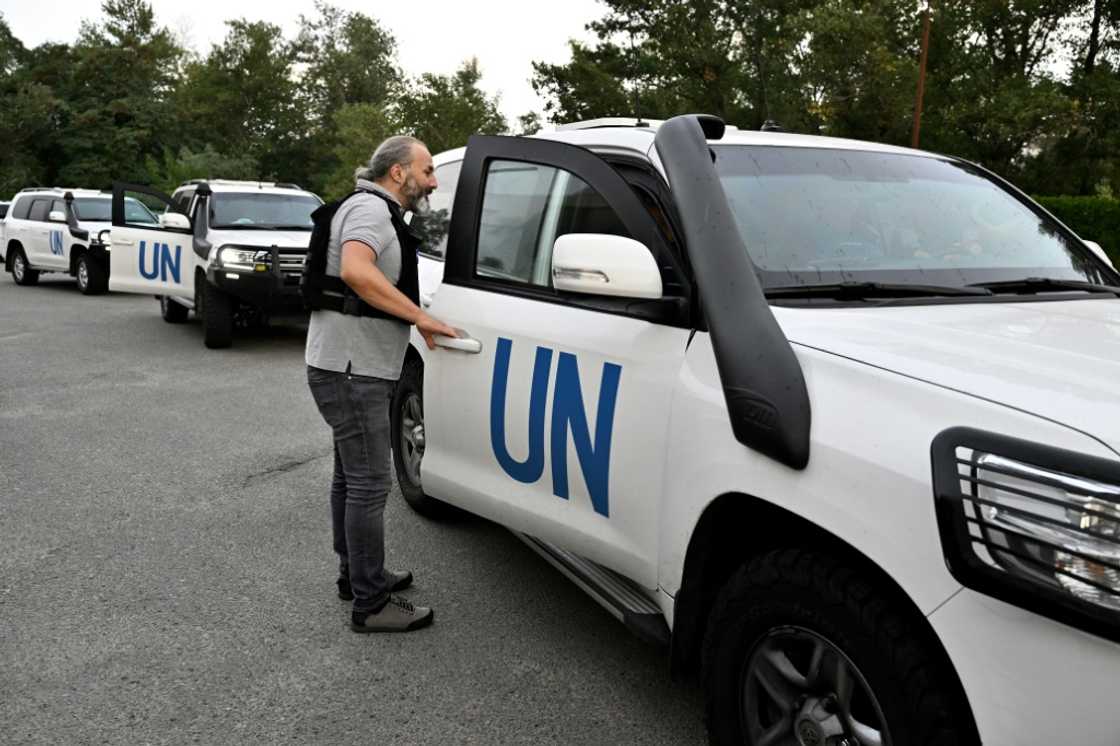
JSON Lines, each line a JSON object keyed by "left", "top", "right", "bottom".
{"left": 395, "top": 115, "right": 1120, "bottom": 745}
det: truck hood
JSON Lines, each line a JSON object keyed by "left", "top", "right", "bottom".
{"left": 776, "top": 298, "right": 1120, "bottom": 453}
{"left": 207, "top": 228, "right": 311, "bottom": 250}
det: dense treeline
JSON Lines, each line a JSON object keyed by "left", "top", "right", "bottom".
{"left": 2, "top": 0, "right": 1119, "bottom": 202}
{"left": 0, "top": 0, "right": 508, "bottom": 199}
{"left": 534, "top": 0, "right": 1120, "bottom": 197}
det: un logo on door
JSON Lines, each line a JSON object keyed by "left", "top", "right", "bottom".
{"left": 490, "top": 337, "right": 622, "bottom": 518}
{"left": 49, "top": 230, "right": 64, "bottom": 256}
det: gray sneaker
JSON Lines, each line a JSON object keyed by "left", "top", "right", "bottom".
{"left": 351, "top": 596, "right": 434, "bottom": 633}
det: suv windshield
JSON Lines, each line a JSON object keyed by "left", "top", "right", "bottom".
{"left": 210, "top": 193, "right": 320, "bottom": 230}
{"left": 713, "top": 145, "right": 1113, "bottom": 292}
{"left": 76, "top": 197, "right": 158, "bottom": 224}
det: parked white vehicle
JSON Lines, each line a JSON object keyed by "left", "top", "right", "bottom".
{"left": 106, "top": 179, "right": 322, "bottom": 348}
{"left": 2, "top": 188, "right": 157, "bottom": 294}
{"left": 396, "top": 116, "right": 1120, "bottom": 745}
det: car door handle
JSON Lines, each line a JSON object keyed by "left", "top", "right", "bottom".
{"left": 114, "top": 240, "right": 135, "bottom": 247}
{"left": 434, "top": 333, "right": 482, "bottom": 354}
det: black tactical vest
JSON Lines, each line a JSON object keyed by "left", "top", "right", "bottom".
{"left": 300, "top": 188, "right": 420, "bottom": 322}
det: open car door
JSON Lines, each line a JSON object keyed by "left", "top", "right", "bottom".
{"left": 109, "top": 182, "right": 196, "bottom": 300}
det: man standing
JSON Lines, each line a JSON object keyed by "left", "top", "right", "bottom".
{"left": 306, "top": 135, "right": 456, "bottom": 633}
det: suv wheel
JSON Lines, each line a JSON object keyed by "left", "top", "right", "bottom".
{"left": 159, "top": 295, "right": 189, "bottom": 323}
{"left": 76, "top": 254, "right": 107, "bottom": 295}
{"left": 201, "top": 280, "right": 234, "bottom": 349}
{"left": 390, "top": 359, "right": 457, "bottom": 519}
{"left": 702, "top": 548, "right": 977, "bottom": 746}
{"left": 11, "top": 249, "right": 39, "bottom": 286}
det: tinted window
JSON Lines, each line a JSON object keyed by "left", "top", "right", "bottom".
{"left": 412, "top": 160, "right": 461, "bottom": 259}
{"left": 50, "top": 200, "right": 67, "bottom": 221}
{"left": 714, "top": 145, "right": 1110, "bottom": 288}
{"left": 0, "top": 203, "right": 8, "bottom": 219}
{"left": 124, "top": 198, "right": 159, "bottom": 224}
{"left": 210, "top": 193, "right": 321, "bottom": 229}
{"left": 28, "top": 199, "right": 50, "bottom": 222}
{"left": 170, "top": 190, "right": 194, "bottom": 217}
{"left": 475, "top": 160, "right": 628, "bottom": 287}
{"left": 11, "top": 197, "right": 31, "bottom": 220}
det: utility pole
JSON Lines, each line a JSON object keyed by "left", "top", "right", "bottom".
{"left": 911, "top": 2, "right": 934, "bottom": 149}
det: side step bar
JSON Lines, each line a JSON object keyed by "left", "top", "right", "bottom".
{"left": 514, "top": 532, "right": 670, "bottom": 647}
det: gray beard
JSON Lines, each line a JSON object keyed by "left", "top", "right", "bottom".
{"left": 410, "top": 194, "right": 432, "bottom": 215}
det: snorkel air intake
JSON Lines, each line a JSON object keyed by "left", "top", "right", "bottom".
{"left": 655, "top": 115, "right": 811, "bottom": 469}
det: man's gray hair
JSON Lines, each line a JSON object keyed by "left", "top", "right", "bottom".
{"left": 355, "top": 135, "right": 423, "bottom": 182}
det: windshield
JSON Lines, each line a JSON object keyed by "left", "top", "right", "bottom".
{"left": 210, "top": 193, "right": 320, "bottom": 230}
{"left": 75, "top": 197, "right": 158, "bottom": 224}
{"left": 713, "top": 145, "right": 1112, "bottom": 291}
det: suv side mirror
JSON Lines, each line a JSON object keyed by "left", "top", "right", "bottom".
{"left": 551, "top": 233, "right": 663, "bottom": 299}
{"left": 48, "top": 210, "right": 67, "bottom": 223}
{"left": 1084, "top": 240, "right": 1115, "bottom": 270}
{"left": 159, "top": 212, "right": 191, "bottom": 230}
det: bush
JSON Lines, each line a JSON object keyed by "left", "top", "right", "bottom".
{"left": 1034, "top": 195, "right": 1120, "bottom": 266}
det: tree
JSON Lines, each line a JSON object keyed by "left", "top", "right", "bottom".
{"left": 48, "top": 0, "right": 184, "bottom": 187}
{"left": 396, "top": 59, "right": 507, "bottom": 153}
{"left": 321, "top": 103, "right": 397, "bottom": 199}
{"left": 174, "top": 20, "right": 310, "bottom": 184}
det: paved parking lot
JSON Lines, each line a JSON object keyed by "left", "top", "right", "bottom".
{"left": 0, "top": 274, "right": 705, "bottom": 745}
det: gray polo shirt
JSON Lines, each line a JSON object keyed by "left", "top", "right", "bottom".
{"left": 305, "top": 179, "right": 410, "bottom": 380}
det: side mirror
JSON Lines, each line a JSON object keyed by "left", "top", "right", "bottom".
{"left": 551, "top": 233, "right": 663, "bottom": 299}
{"left": 48, "top": 210, "right": 67, "bottom": 223}
{"left": 1084, "top": 240, "right": 1115, "bottom": 270}
{"left": 159, "top": 212, "right": 191, "bottom": 230}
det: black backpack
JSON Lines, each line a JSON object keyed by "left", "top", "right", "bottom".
{"left": 300, "top": 188, "right": 420, "bottom": 320}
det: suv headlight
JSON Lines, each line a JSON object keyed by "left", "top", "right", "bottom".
{"left": 933, "top": 427, "right": 1120, "bottom": 641}
{"left": 217, "top": 247, "right": 270, "bottom": 272}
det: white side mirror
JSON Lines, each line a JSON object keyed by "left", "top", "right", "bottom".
{"left": 48, "top": 210, "right": 67, "bottom": 223}
{"left": 159, "top": 212, "right": 191, "bottom": 230}
{"left": 551, "top": 233, "right": 663, "bottom": 299}
{"left": 1084, "top": 240, "right": 1114, "bottom": 269}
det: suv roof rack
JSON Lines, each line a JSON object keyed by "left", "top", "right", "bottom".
{"left": 556, "top": 117, "right": 740, "bottom": 137}
{"left": 177, "top": 179, "right": 305, "bottom": 190}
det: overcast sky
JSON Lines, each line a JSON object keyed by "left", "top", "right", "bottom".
{"left": 1, "top": 0, "right": 604, "bottom": 123}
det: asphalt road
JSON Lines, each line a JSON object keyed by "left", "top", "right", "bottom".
{"left": 0, "top": 273, "right": 706, "bottom": 745}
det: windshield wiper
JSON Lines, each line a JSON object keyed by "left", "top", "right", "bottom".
{"left": 764, "top": 281, "right": 993, "bottom": 300}
{"left": 967, "top": 277, "right": 1120, "bottom": 297}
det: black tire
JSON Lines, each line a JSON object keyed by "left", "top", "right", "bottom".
{"left": 390, "top": 358, "right": 457, "bottom": 519}
{"left": 11, "top": 248, "right": 39, "bottom": 286}
{"left": 76, "top": 254, "right": 107, "bottom": 295}
{"left": 159, "top": 294, "right": 189, "bottom": 323}
{"left": 201, "top": 279, "right": 234, "bottom": 349}
{"left": 702, "top": 548, "right": 976, "bottom": 746}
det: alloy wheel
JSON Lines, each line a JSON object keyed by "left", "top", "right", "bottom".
{"left": 741, "top": 626, "right": 890, "bottom": 746}
{"left": 399, "top": 392, "right": 425, "bottom": 488}
{"left": 13, "top": 254, "right": 24, "bottom": 281}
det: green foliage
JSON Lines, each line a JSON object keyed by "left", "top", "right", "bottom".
{"left": 0, "top": 2, "right": 508, "bottom": 201}
{"left": 322, "top": 104, "right": 396, "bottom": 199}
{"left": 1035, "top": 194, "right": 1120, "bottom": 262}
{"left": 145, "top": 145, "right": 259, "bottom": 194}
{"left": 396, "top": 59, "right": 507, "bottom": 154}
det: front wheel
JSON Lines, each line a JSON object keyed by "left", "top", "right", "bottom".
{"left": 702, "top": 548, "right": 976, "bottom": 746}
{"left": 390, "top": 359, "right": 457, "bottom": 519}
{"left": 76, "top": 254, "right": 107, "bottom": 295}
{"left": 11, "top": 249, "right": 39, "bottom": 286}
{"left": 201, "top": 280, "right": 234, "bottom": 349}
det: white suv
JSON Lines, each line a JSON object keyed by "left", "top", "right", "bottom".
{"left": 395, "top": 116, "right": 1120, "bottom": 745}
{"left": 106, "top": 179, "right": 322, "bottom": 348}
{"left": 1, "top": 188, "right": 157, "bottom": 294}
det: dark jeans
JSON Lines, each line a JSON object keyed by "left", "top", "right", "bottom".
{"left": 307, "top": 365, "right": 396, "bottom": 613}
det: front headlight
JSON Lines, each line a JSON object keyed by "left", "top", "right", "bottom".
{"left": 974, "top": 454, "right": 1120, "bottom": 610}
{"left": 217, "top": 247, "right": 270, "bottom": 272}
{"left": 933, "top": 427, "right": 1120, "bottom": 641}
